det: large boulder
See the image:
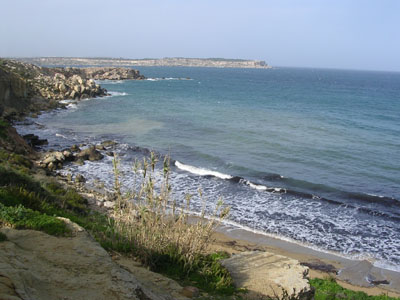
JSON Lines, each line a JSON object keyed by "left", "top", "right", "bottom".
{"left": 221, "top": 251, "right": 313, "bottom": 299}
{"left": 0, "top": 225, "right": 169, "bottom": 300}
{"left": 76, "top": 146, "right": 104, "bottom": 161}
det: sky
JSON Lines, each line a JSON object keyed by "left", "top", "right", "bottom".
{"left": 1, "top": 0, "right": 399, "bottom": 72}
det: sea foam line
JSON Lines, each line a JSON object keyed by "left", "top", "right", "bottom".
{"left": 175, "top": 161, "right": 232, "bottom": 180}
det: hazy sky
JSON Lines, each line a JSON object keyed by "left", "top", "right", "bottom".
{"left": 1, "top": 0, "right": 399, "bottom": 71}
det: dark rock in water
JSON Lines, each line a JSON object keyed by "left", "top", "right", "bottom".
{"left": 229, "top": 176, "right": 243, "bottom": 183}
{"left": 75, "top": 174, "right": 86, "bottom": 183}
{"left": 106, "top": 151, "right": 114, "bottom": 157}
{"left": 22, "top": 133, "right": 48, "bottom": 147}
{"left": 77, "top": 146, "right": 104, "bottom": 161}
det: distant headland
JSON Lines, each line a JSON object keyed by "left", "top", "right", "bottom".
{"left": 16, "top": 57, "right": 271, "bottom": 69}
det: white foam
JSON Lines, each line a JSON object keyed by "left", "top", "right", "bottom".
{"left": 59, "top": 99, "right": 74, "bottom": 104}
{"left": 247, "top": 181, "right": 268, "bottom": 191}
{"left": 175, "top": 161, "right": 232, "bottom": 180}
{"left": 66, "top": 103, "right": 78, "bottom": 109}
{"left": 108, "top": 91, "right": 128, "bottom": 97}
{"left": 55, "top": 133, "right": 68, "bottom": 139}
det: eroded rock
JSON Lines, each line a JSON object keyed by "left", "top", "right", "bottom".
{"left": 76, "top": 146, "right": 104, "bottom": 161}
{"left": 0, "top": 227, "right": 168, "bottom": 300}
{"left": 221, "top": 251, "right": 313, "bottom": 300}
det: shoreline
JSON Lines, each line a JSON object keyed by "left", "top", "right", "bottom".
{"left": 210, "top": 223, "right": 400, "bottom": 297}
{"left": 15, "top": 97, "right": 400, "bottom": 297}
{"left": 59, "top": 170, "right": 400, "bottom": 297}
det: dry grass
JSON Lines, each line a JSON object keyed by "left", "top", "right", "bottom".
{"left": 110, "top": 153, "right": 230, "bottom": 270}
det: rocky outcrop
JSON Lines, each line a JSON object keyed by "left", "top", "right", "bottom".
{"left": 38, "top": 144, "right": 105, "bottom": 170}
{"left": 221, "top": 251, "right": 313, "bottom": 299}
{"left": 80, "top": 67, "right": 145, "bottom": 80}
{"left": 0, "top": 59, "right": 145, "bottom": 116}
{"left": 0, "top": 225, "right": 170, "bottom": 300}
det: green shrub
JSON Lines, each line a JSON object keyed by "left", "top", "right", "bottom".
{"left": 0, "top": 186, "right": 45, "bottom": 209}
{"left": 154, "top": 251, "right": 234, "bottom": 295}
{"left": 0, "top": 165, "right": 47, "bottom": 197}
{"left": 310, "top": 277, "right": 399, "bottom": 300}
{"left": 63, "top": 189, "right": 88, "bottom": 213}
{"left": 0, "top": 203, "right": 70, "bottom": 236}
{"left": 43, "top": 181, "right": 88, "bottom": 213}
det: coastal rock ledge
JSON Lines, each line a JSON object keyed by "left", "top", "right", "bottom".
{"left": 0, "top": 226, "right": 169, "bottom": 300}
{"left": 221, "top": 251, "right": 313, "bottom": 299}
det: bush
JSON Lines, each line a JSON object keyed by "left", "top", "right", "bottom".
{"left": 310, "top": 277, "right": 399, "bottom": 300}
{"left": 0, "top": 203, "right": 70, "bottom": 236}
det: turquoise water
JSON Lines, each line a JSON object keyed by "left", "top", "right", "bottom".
{"left": 17, "top": 66, "right": 400, "bottom": 271}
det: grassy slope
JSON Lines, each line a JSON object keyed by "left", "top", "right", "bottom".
{"left": 0, "top": 117, "right": 238, "bottom": 297}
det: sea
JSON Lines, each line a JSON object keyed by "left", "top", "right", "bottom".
{"left": 15, "top": 66, "right": 400, "bottom": 272}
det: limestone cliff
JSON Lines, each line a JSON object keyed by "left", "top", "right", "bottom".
{"left": 19, "top": 57, "right": 271, "bottom": 69}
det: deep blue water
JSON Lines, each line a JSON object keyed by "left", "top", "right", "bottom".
{"left": 16, "top": 66, "right": 400, "bottom": 271}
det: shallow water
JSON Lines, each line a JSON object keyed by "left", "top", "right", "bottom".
{"left": 16, "top": 66, "right": 400, "bottom": 271}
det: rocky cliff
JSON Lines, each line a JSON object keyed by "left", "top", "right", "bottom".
{"left": 0, "top": 59, "right": 144, "bottom": 119}
{"left": 19, "top": 57, "right": 271, "bottom": 69}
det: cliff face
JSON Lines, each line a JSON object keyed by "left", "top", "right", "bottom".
{"left": 0, "top": 66, "right": 31, "bottom": 118}
{"left": 19, "top": 57, "right": 271, "bottom": 69}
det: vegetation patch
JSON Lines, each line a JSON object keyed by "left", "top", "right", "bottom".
{"left": 310, "top": 277, "right": 399, "bottom": 300}
{"left": 154, "top": 251, "right": 235, "bottom": 295}
{"left": 0, "top": 203, "right": 70, "bottom": 236}
{"left": 108, "top": 154, "right": 235, "bottom": 296}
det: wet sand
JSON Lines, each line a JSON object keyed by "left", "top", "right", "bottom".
{"left": 209, "top": 223, "right": 400, "bottom": 298}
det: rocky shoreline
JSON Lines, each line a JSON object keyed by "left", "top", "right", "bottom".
{"left": 0, "top": 59, "right": 144, "bottom": 119}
